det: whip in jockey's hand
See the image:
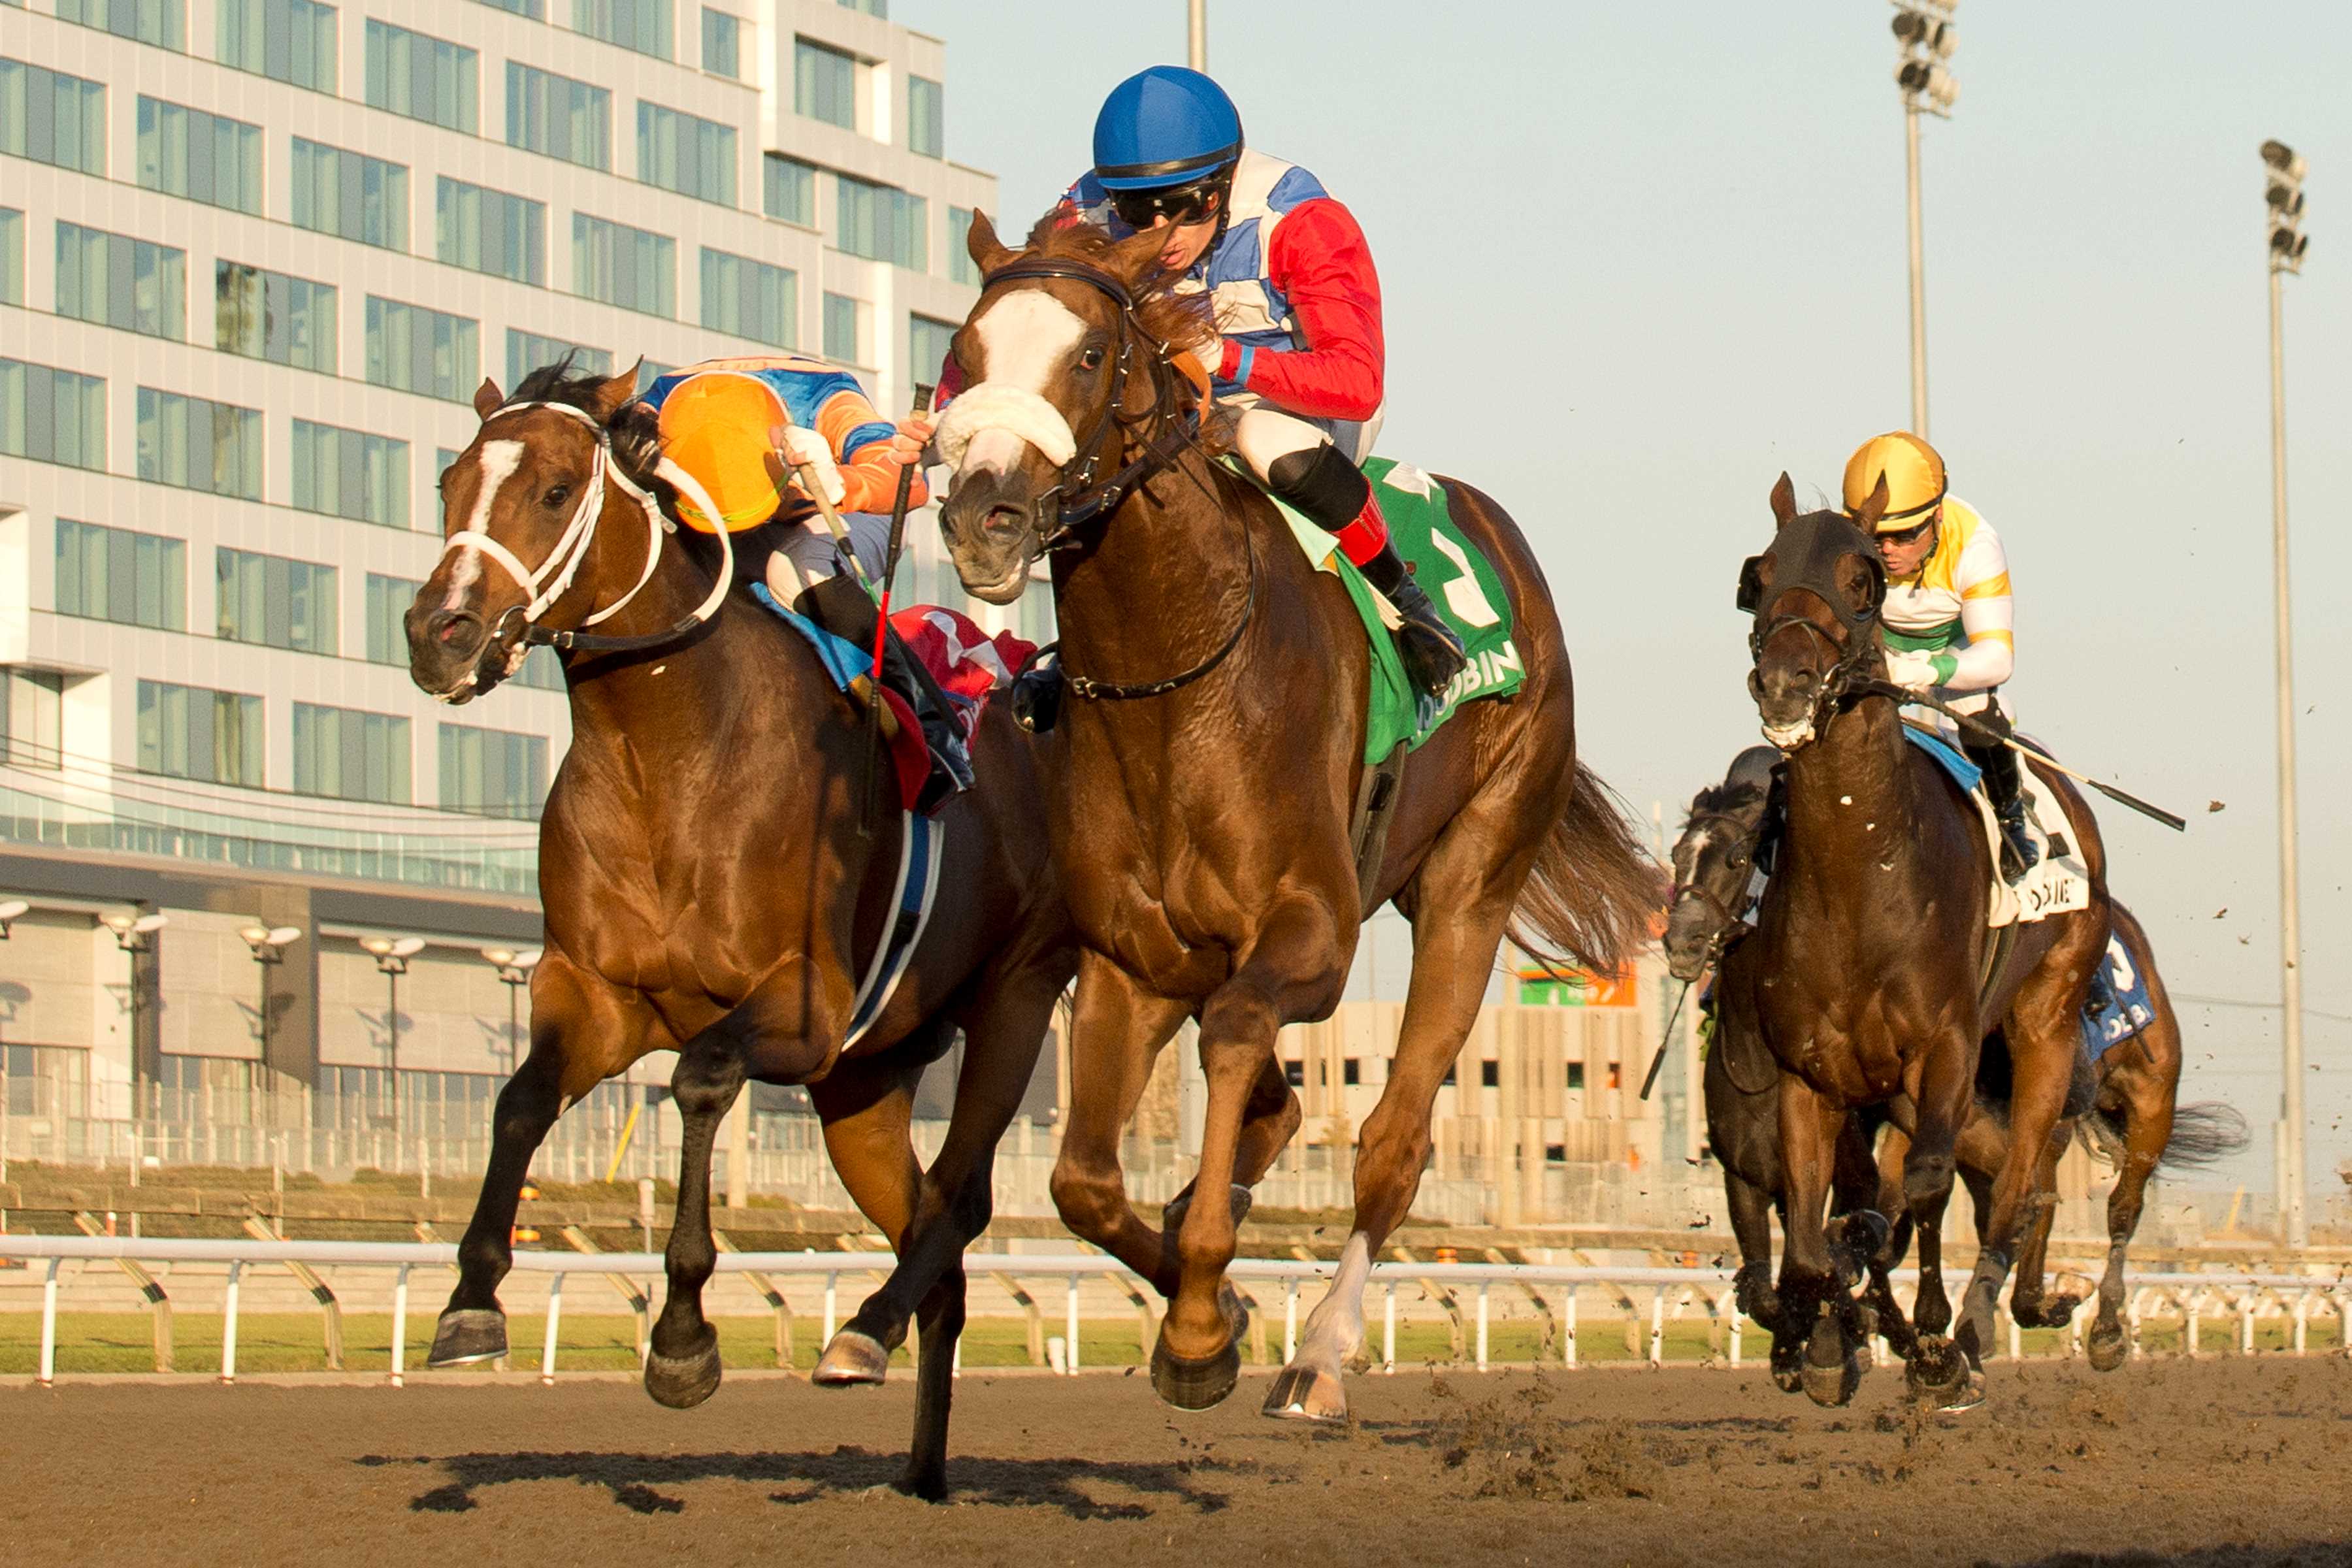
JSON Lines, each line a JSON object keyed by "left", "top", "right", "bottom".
{"left": 1846, "top": 431, "right": 2035, "bottom": 881}
{"left": 1031, "top": 65, "right": 1469, "bottom": 701}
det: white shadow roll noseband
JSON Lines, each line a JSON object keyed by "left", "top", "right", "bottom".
{"left": 932, "top": 383, "right": 1079, "bottom": 470}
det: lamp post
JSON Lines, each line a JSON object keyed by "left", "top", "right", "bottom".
{"left": 238, "top": 923, "right": 303, "bottom": 1075}
{"left": 101, "top": 911, "right": 168, "bottom": 1097}
{"left": 361, "top": 936, "right": 426, "bottom": 1134}
{"left": 2261, "top": 139, "right": 2310, "bottom": 1249}
{"left": 482, "top": 947, "right": 542, "bottom": 1072}
{"left": 1188, "top": 0, "right": 1205, "bottom": 71}
{"left": 1888, "top": 1, "right": 1957, "bottom": 438}
{"left": 0, "top": 899, "right": 27, "bottom": 939}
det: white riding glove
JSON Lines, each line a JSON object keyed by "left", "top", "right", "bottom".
{"left": 1884, "top": 649, "right": 1943, "bottom": 696}
{"left": 776, "top": 424, "right": 847, "bottom": 510}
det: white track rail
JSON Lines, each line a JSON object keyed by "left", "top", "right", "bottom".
{"left": 5, "top": 1236, "right": 2344, "bottom": 1388}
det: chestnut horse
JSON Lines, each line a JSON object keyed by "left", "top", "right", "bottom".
{"left": 406, "top": 364, "right": 1074, "bottom": 1499}
{"left": 933, "top": 214, "right": 1656, "bottom": 1422}
{"left": 1740, "top": 474, "right": 2112, "bottom": 1408}
{"left": 1667, "top": 751, "right": 2244, "bottom": 1380}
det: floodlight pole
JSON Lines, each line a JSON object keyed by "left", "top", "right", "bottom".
{"left": 1904, "top": 100, "right": 1929, "bottom": 438}
{"left": 1188, "top": 0, "right": 1205, "bottom": 71}
{"left": 2267, "top": 257, "right": 2304, "bottom": 1249}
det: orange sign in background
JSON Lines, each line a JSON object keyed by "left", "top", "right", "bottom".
{"left": 1512, "top": 967, "right": 1638, "bottom": 1008}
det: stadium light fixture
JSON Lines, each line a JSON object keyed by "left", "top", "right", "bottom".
{"left": 2264, "top": 140, "right": 2310, "bottom": 273}
{"left": 102, "top": 910, "right": 169, "bottom": 951}
{"left": 0, "top": 898, "right": 29, "bottom": 939}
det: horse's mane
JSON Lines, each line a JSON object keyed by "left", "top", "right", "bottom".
{"left": 507, "top": 354, "right": 662, "bottom": 483}
{"left": 1683, "top": 777, "right": 1769, "bottom": 830}
{"left": 1017, "top": 216, "right": 1219, "bottom": 359}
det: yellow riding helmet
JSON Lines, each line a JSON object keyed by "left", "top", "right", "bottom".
{"left": 1841, "top": 431, "right": 1947, "bottom": 532}
{"left": 653, "top": 371, "right": 789, "bottom": 533}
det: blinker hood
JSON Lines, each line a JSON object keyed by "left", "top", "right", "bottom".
{"left": 1737, "top": 510, "right": 1886, "bottom": 649}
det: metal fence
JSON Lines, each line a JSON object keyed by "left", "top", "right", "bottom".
{"left": 5, "top": 1235, "right": 2347, "bottom": 1389}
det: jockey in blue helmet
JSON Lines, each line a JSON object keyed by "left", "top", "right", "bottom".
{"left": 1059, "top": 65, "right": 1467, "bottom": 697}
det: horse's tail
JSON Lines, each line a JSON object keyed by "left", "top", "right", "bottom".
{"left": 2079, "top": 1100, "right": 2249, "bottom": 1172}
{"left": 1508, "top": 760, "right": 1663, "bottom": 979}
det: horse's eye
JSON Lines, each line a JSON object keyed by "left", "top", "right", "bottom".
{"left": 1079, "top": 346, "right": 1105, "bottom": 372}
{"left": 1729, "top": 855, "right": 1748, "bottom": 869}
{"left": 544, "top": 483, "right": 571, "bottom": 508}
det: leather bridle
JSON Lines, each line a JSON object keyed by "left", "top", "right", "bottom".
{"left": 972, "top": 255, "right": 1256, "bottom": 704}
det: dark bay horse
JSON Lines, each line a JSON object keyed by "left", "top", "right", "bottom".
{"left": 406, "top": 364, "right": 1075, "bottom": 1499}
{"left": 1740, "top": 474, "right": 2113, "bottom": 1407}
{"left": 932, "top": 213, "right": 1657, "bottom": 1422}
{"left": 1667, "top": 751, "right": 2244, "bottom": 1379}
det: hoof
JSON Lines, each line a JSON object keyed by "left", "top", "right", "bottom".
{"left": 427, "top": 1308, "right": 508, "bottom": 1367}
{"left": 1151, "top": 1284, "right": 1249, "bottom": 1413}
{"left": 1262, "top": 1364, "right": 1348, "bottom": 1424}
{"left": 1936, "top": 1369, "right": 1988, "bottom": 1413}
{"left": 1905, "top": 1335, "right": 1968, "bottom": 1405}
{"left": 1733, "top": 1263, "right": 1782, "bottom": 1332}
{"left": 2086, "top": 1323, "right": 2129, "bottom": 1373}
{"left": 1801, "top": 1318, "right": 1863, "bottom": 1409}
{"left": 814, "top": 1329, "right": 892, "bottom": 1387}
{"left": 1768, "top": 1334, "right": 1806, "bottom": 1394}
{"left": 642, "top": 1332, "right": 722, "bottom": 1409}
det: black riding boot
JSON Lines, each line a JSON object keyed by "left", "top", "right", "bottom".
{"left": 1963, "top": 732, "right": 2038, "bottom": 882}
{"left": 798, "top": 574, "right": 974, "bottom": 807}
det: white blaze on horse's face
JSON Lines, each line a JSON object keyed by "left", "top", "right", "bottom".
{"left": 444, "top": 438, "right": 525, "bottom": 612}
{"left": 938, "top": 291, "right": 1086, "bottom": 480}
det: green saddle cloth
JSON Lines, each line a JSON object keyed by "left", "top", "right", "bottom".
{"left": 1252, "top": 455, "right": 1526, "bottom": 764}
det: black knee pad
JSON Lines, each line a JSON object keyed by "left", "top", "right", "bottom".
{"left": 1265, "top": 442, "right": 1370, "bottom": 528}
{"left": 796, "top": 571, "right": 878, "bottom": 643}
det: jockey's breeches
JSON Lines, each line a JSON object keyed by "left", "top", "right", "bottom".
{"left": 1233, "top": 407, "right": 1388, "bottom": 566}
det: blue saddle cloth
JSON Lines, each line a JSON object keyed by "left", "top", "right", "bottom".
{"left": 749, "top": 582, "right": 872, "bottom": 691}
{"left": 2082, "top": 928, "right": 2159, "bottom": 1061}
{"left": 1901, "top": 725, "right": 1983, "bottom": 794}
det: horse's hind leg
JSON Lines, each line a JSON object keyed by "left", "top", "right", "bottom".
{"left": 2090, "top": 1075, "right": 2170, "bottom": 1372}
{"left": 644, "top": 1034, "right": 748, "bottom": 1409}
{"left": 433, "top": 959, "right": 657, "bottom": 1367}
{"left": 2005, "top": 1136, "right": 2076, "bottom": 1330}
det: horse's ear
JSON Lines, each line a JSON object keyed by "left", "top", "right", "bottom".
{"left": 1768, "top": 471, "right": 1799, "bottom": 529}
{"left": 966, "top": 209, "right": 1016, "bottom": 276}
{"left": 1852, "top": 473, "right": 1891, "bottom": 533}
{"left": 1106, "top": 221, "right": 1171, "bottom": 286}
{"left": 474, "top": 378, "right": 505, "bottom": 419}
{"left": 587, "top": 364, "right": 640, "bottom": 423}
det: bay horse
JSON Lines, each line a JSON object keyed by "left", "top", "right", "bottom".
{"left": 405, "top": 363, "right": 1075, "bottom": 1499}
{"left": 1740, "top": 474, "right": 2113, "bottom": 1407}
{"left": 1667, "top": 753, "right": 2244, "bottom": 1379}
{"left": 932, "top": 213, "right": 1657, "bottom": 1422}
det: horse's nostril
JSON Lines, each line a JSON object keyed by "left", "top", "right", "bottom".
{"left": 428, "top": 610, "right": 481, "bottom": 647}
{"left": 984, "top": 504, "right": 1026, "bottom": 536}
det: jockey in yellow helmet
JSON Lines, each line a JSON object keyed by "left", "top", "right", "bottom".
{"left": 1843, "top": 431, "right": 2035, "bottom": 878}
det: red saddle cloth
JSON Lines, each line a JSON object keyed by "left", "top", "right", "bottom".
{"left": 877, "top": 606, "right": 1038, "bottom": 808}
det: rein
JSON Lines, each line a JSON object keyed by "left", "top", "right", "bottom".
{"left": 436, "top": 400, "right": 737, "bottom": 689}
{"left": 973, "top": 255, "right": 1257, "bottom": 705}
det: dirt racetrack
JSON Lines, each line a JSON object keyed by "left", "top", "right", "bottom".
{"left": 5, "top": 1355, "right": 2348, "bottom": 1567}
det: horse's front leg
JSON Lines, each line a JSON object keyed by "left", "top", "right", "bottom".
{"left": 644, "top": 1031, "right": 748, "bottom": 1409}
{"left": 1900, "top": 1027, "right": 1979, "bottom": 1407}
{"left": 432, "top": 956, "right": 662, "bottom": 1367}
{"left": 1776, "top": 1070, "right": 1865, "bottom": 1407}
{"left": 1156, "top": 902, "right": 1346, "bottom": 1412}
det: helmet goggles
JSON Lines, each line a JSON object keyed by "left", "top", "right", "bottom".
{"left": 1108, "top": 175, "right": 1225, "bottom": 232}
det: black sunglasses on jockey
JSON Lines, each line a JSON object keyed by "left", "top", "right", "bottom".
{"left": 1875, "top": 513, "right": 1938, "bottom": 549}
{"left": 1109, "top": 178, "right": 1224, "bottom": 231}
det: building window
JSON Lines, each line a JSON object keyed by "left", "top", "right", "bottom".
{"left": 505, "top": 62, "right": 610, "bottom": 171}
{"left": 137, "top": 679, "right": 264, "bottom": 786}
{"left": 1565, "top": 1062, "right": 1586, "bottom": 1091}
{"left": 291, "top": 139, "right": 410, "bottom": 251}
{"left": 292, "top": 419, "right": 408, "bottom": 528}
{"left": 57, "top": 0, "right": 184, "bottom": 50}
{"left": 216, "top": 546, "right": 336, "bottom": 655}
{"left": 906, "top": 74, "right": 941, "bottom": 158}
{"left": 700, "top": 8, "right": 739, "bottom": 77}
{"left": 700, "top": 249, "right": 794, "bottom": 349}
{"left": 0, "top": 60, "right": 108, "bottom": 176}
{"left": 947, "top": 206, "right": 980, "bottom": 286}
{"left": 135, "top": 97, "right": 263, "bottom": 215}
{"left": 1343, "top": 1058, "right": 1362, "bottom": 1086}
{"left": 364, "top": 20, "right": 478, "bottom": 135}
{"left": 0, "top": 208, "right": 20, "bottom": 305}
{"left": 637, "top": 103, "right": 735, "bottom": 206}
{"left": 1282, "top": 1059, "right": 1305, "bottom": 1088}
{"left": 436, "top": 178, "right": 546, "bottom": 285}
{"left": 218, "top": 0, "right": 336, "bottom": 92}
{"left": 474, "top": 0, "right": 544, "bottom": 15}
{"left": 763, "top": 154, "right": 815, "bottom": 226}
{"left": 837, "top": 0, "right": 884, "bottom": 16}
{"left": 821, "top": 291, "right": 860, "bottom": 364}
{"left": 365, "top": 296, "right": 481, "bottom": 402}
{"left": 1479, "top": 1059, "right": 1499, "bottom": 1088}
{"left": 572, "top": 214, "right": 676, "bottom": 318}
{"left": 514, "top": 645, "right": 564, "bottom": 690}
{"left": 55, "top": 518, "right": 185, "bottom": 631}
{"left": 440, "top": 723, "right": 548, "bottom": 817}
{"left": 56, "top": 221, "right": 186, "bottom": 340}
{"left": 507, "top": 329, "right": 612, "bottom": 389}
{"left": 834, "top": 174, "right": 924, "bottom": 269}
{"left": 1, "top": 670, "right": 65, "bottom": 772}
{"left": 365, "top": 572, "right": 419, "bottom": 664}
{"left": 794, "top": 38, "right": 855, "bottom": 129}
{"left": 215, "top": 261, "right": 336, "bottom": 372}
{"left": 0, "top": 358, "right": 106, "bottom": 470}
{"left": 293, "top": 702, "right": 412, "bottom": 804}
{"left": 907, "top": 313, "right": 955, "bottom": 400}
{"left": 137, "top": 389, "right": 263, "bottom": 498}
{"left": 572, "top": 0, "right": 670, "bottom": 58}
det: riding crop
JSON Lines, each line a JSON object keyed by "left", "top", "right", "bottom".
{"left": 1856, "top": 679, "right": 2187, "bottom": 832}
{"left": 858, "top": 384, "right": 937, "bottom": 834}
{"left": 1638, "top": 979, "right": 1693, "bottom": 1103}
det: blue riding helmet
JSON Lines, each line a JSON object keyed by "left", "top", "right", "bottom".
{"left": 1091, "top": 65, "right": 1243, "bottom": 191}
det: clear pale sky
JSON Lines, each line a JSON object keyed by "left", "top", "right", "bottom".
{"left": 895, "top": 1, "right": 2352, "bottom": 1200}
